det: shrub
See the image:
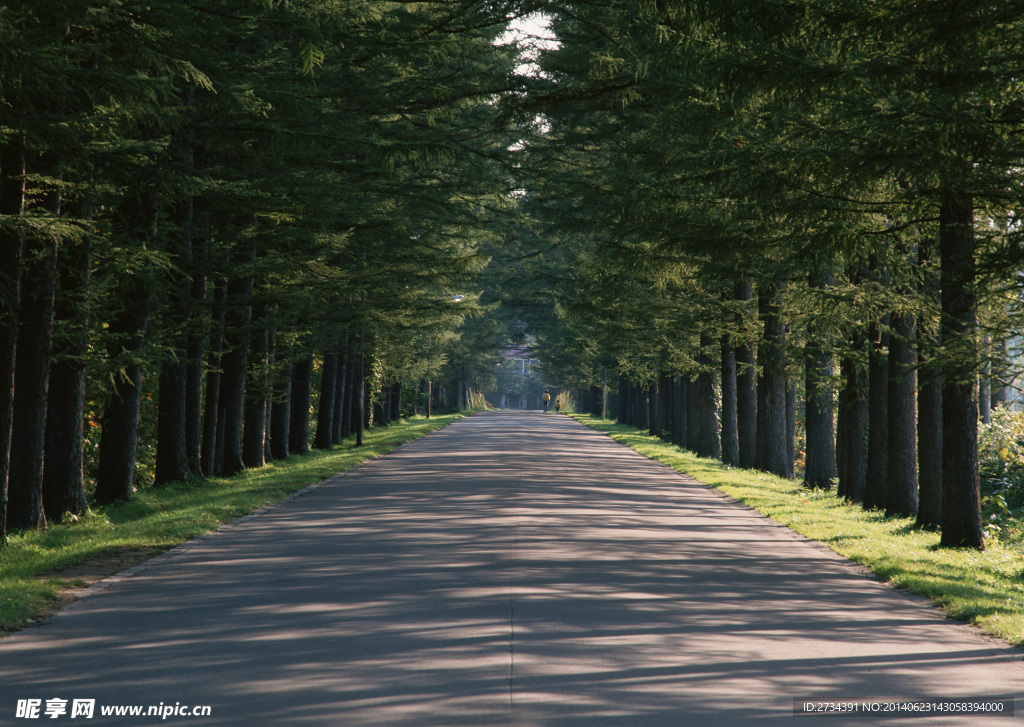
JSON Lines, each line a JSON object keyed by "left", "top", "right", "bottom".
{"left": 979, "top": 407, "right": 1024, "bottom": 544}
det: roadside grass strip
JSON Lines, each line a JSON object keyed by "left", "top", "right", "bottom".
{"left": 570, "top": 413, "right": 1024, "bottom": 649}
{"left": 0, "top": 414, "right": 463, "bottom": 633}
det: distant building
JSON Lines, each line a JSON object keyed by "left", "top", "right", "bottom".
{"left": 501, "top": 344, "right": 538, "bottom": 375}
{"left": 489, "top": 344, "right": 542, "bottom": 409}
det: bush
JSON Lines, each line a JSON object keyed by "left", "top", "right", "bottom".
{"left": 979, "top": 407, "right": 1024, "bottom": 544}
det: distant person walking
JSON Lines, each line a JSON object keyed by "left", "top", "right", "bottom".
{"left": 542, "top": 390, "right": 551, "bottom": 412}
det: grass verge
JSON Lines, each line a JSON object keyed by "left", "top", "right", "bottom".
{"left": 0, "top": 413, "right": 463, "bottom": 633}
{"left": 570, "top": 413, "right": 1024, "bottom": 649}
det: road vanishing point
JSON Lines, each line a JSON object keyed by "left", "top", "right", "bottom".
{"left": 1, "top": 411, "right": 1022, "bottom": 726}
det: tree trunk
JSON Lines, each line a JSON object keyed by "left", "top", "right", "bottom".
{"left": 0, "top": 134, "right": 26, "bottom": 542}
{"left": 218, "top": 274, "right": 253, "bottom": 475}
{"left": 391, "top": 380, "right": 402, "bottom": 421}
{"left": 270, "top": 359, "right": 292, "bottom": 461}
{"left": 695, "top": 334, "right": 721, "bottom": 459}
{"left": 43, "top": 232, "right": 91, "bottom": 522}
{"left": 617, "top": 373, "right": 628, "bottom": 425}
{"left": 915, "top": 238, "right": 941, "bottom": 527}
{"left": 886, "top": 309, "right": 918, "bottom": 517}
{"left": 184, "top": 273, "right": 205, "bottom": 477}
{"left": 685, "top": 378, "right": 697, "bottom": 451}
{"left": 342, "top": 359, "right": 355, "bottom": 440}
{"left": 755, "top": 285, "right": 788, "bottom": 476}
{"left": 939, "top": 179, "right": 983, "bottom": 549}
{"left": 94, "top": 284, "right": 150, "bottom": 505}
{"left": 720, "top": 333, "right": 740, "bottom": 466}
{"left": 156, "top": 111, "right": 196, "bottom": 486}
{"left": 290, "top": 355, "right": 313, "bottom": 454}
{"left": 804, "top": 273, "right": 836, "bottom": 489}
{"left": 332, "top": 344, "right": 348, "bottom": 444}
{"left": 917, "top": 357, "right": 943, "bottom": 529}
{"left": 264, "top": 329, "right": 276, "bottom": 463}
{"left": 201, "top": 280, "right": 227, "bottom": 476}
{"left": 315, "top": 350, "right": 338, "bottom": 449}
{"left": 672, "top": 376, "right": 686, "bottom": 447}
{"left": 7, "top": 232, "right": 59, "bottom": 531}
{"left": 864, "top": 317, "right": 889, "bottom": 511}
{"left": 242, "top": 305, "right": 269, "bottom": 469}
{"left": 658, "top": 373, "right": 672, "bottom": 436}
{"left": 785, "top": 379, "right": 797, "bottom": 479}
{"left": 648, "top": 371, "right": 661, "bottom": 438}
{"left": 838, "top": 353, "right": 868, "bottom": 503}
{"left": 735, "top": 281, "right": 757, "bottom": 469}
{"left": 155, "top": 344, "right": 188, "bottom": 485}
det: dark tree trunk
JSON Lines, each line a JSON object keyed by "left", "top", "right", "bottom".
{"left": 155, "top": 345, "right": 188, "bottom": 485}
{"left": 939, "top": 180, "right": 983, "bottom": 549}
{"left": 755, "top": 285, "right": 788, "bottom": 476}
{"left": 269, "top": 360, "right": 292, "bottom": 461}
{"left": 43, "top": 263, "right": 90, "bottom": 522}
{"left": 917, "top": 240, "right": 942, "bottom": 528}
{"left": 658, "top": 373, "right": 672, "bottom": 436}
{"left": 0, "top": 135, "right": 26, "bottom": 541}
{"left": 617, "top": 373, "right": 628, "bottom": 425}
{"left": 156, "top": 109, "right": 196, "bottom": 486}
{"left": 785, "top": 379, "right": 797, "bottom": 479}
{"left": 341, "top": 359, "right": 355, "bottom": 440}
{"left": 95, "top": 162, "right": 158, "bottom": 503}
{"left": 391, "top": 380, "right": 402, "bottom": 421}
{"left": 201, "top": 280, "right": 227, "bottom": 476}
{"left": 720, "top": 334, "right": 740, "bottom": 466}
{"left": 864, "top": 317, "right": 889, "bottom": 511}
{"left": 672, "top": 376, "right": 686, "bottom": 447}
{"left": 94, "top": 285, "right": 150, "bottom": 505}
{"left": 649, "top": 371, "right": 661, "bottom": 438}
{"left": 886, "top": 309, "right": 918, "bottom": 517}
{"left": 917, "top": 357, "right": 943, "bottom": 528}
{"left": 805, "top": 351, "right": 836, "bottom": 490}
{"left": 43, "top": 203, "right": 92, "bottom": 522}
{"left": 184, "top": 273, "right": 205, "bottom": 477}
{"left": 289, "top": 355, "right": 313, "bottom": 454}
{"left": 695, "top": 334, "right": 721, "bottom": 459}
{"left": 332, "top": 345, "right": 347, "bottom": 444}
{"left": 315, "top": 350, "right": 338, "bottom": 450}
{"left": 218, "top": 274, "right": 253, "bottom": 475}
{"left": 804, "top": 274, "right": 836, "bottom": 490}
{"left": 685, "top": 378, "right": 698, "bottom": 451}
{"left": 7, "top": 232, "right": 59, "bottom": 531}
{"left": 264, "top": 330, "right": 276, "bottom": 463}
{"left": 837, "top": 347, "right": 868, "bottom": 503}
{"left": 0, "top": 149, "right": 26, "bottom": 523}
{"left": 242, "top": 305, "right": 269, "bottom": 469}
{"left": 735, "top": 281, "right": 757, "bottom": 469}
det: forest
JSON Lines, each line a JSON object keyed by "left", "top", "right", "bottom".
{"left": 3, "top": 0, "right": 1024, "bottom": 554}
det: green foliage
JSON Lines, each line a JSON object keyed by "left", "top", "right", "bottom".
{"left": 979, "top": 408, "right": 1024, "bottom": 543}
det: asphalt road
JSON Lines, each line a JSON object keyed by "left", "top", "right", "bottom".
{"left": 1, "top": 411, "right": 1022, "bottom": 726}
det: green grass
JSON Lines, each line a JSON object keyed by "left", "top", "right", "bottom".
{"left": 570, "top": 413, "right": 1024, "bottom": 648}
{"left": 0, "top": 413, "right": 463, "bottom": 632}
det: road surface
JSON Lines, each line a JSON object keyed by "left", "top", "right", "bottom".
{"left": 1, "top": 411, "right": 1021, "bottom": 725}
